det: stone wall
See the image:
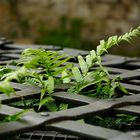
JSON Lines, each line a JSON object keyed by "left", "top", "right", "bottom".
{"left": 0, "top": 0, "right": 140, "bottom": 53}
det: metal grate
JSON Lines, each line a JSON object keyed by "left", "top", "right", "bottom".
{"left": 0, "top": 40, "right": 140, "bottom": 140}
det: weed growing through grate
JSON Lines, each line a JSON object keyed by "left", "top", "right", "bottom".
{"left": 84, "top": 113, "right": 139, "bottom": 132}
{"left": 0, "top": 26, "right": 140, "bottom": 124}
{"left": 0, "top": 109, "right": 30, "bottom": 122}
{"left": 69, "top": 26, "right": 140, "bottom": 97}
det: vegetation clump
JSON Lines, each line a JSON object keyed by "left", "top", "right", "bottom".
{"left": 0, "top": 26, "right": 140, "bottom": 127}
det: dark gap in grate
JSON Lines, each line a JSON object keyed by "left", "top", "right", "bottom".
{"left": 84, "top": 110, "right": 140, "bottom": 132}
{"left": 126, "top": 80, "right": 140, "bottom": 86}
{"left": 7, "top": 96, "right": 83, "bottom": 112}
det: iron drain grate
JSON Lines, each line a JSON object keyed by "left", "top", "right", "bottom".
{"left": 0, "top": 41, "right": 140, "bottom": 140}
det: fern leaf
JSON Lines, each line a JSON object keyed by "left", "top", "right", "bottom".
{"left": 86, "top": 55, "right": 92, "bottom": 68}
{"left": 1, "top": 66, "right": 28, "bottom": 82}
{"left": 52, "top": 63, "right": 72, "bottom": 76}
{"left": 78, "top": 56, "right": 88, "bottom": 75}
{"left": 62, "top": 70, "right": 71, "bottom": 83}
{"left": 59, "top": 103, "right": 68, "bottom": 110}
{"left": 38, "top": 96, "right": 54, "bottom": 110}
{"left": 47, "top": 76, "right": 54, "bottom": 94}
{"left": 72, "top": 67, "right": 82, "bottom": 82}
{"left": 4, "top": 109, "right": 30, "bottom": 122}
{"left": 97, "top": 26, "right": 140, "bottom": 56}
{"left": 97, "top": 40, "right": 107, "bottom": 56}
{"left": 90, "top": 50, "right": 96, "bottom": 60}
{"left": 0, "top": 81, "right": 15, "bottom": 96}
{"left": 48, "top": 53, "right": 66, "bottom": 65}
{"left": 50, "top": 56, "right": 72, "bottom": 69}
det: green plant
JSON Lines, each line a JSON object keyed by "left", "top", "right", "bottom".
{"left": 0, "top": 48, "right": 72, "bottom": 110}
{"left": 69, "top": 26, "right": 140, "bottom": 98}
{"left": 2, "top": 109, "right": 30, "bottom": 122}
{"left": 85, "top": 114, "right": 138, "bottom": 131}
{"left": 0, "top": 66, "right": 12, "bottom": 79}
{"left": 1, "top": 26, "right": 140, "bottom": 99}
{"left": 0, "top": 26, "right": 140, "bottom": 124}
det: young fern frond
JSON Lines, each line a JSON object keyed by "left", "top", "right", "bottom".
{"left": 97, "top": 26, "right": 140, "bottom": 56}
{"left": 1, "top": 66, "right": 28, "bottom": 82}
{"left": 0, "top": 66, "right": 12, "bottom": 79}
{"left": 0, "top": 66, "right": 29, "bottom": 96}
{"left": 0, "top": 48, "right": 72, "bottom": 102}
{"left": 19, "top": 48, "right": 72, "bottom": 75}
{"left": 61, "top": 70, "right": 71, "bottom": 83}
{"left": 19, "top": 48, "right": 59, "bottom": 69}
{"left": 19, "top": 48, "right": 72, "bottom": 109}
{"left": 69, "top": 26, "right": 140, "bottom": 97}
{"left": 0, "top": 81, "right": 15, "bottom": 96}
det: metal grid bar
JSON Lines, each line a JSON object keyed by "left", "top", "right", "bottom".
{"left": 46, "top": 120, "right": 123, "bottom": 140}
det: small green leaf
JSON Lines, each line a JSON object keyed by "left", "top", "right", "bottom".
{"left": 4, "top": 109, "right": 30, "bottom": 122}
{"left": 72, "top": 67, "right": 82, "bottom": 82}
{"left": 50, "top": 57, "right": 72, "bottom": 69}
{"left": 52, "top": 64, "right": 72, "bottom": 76}
{"left": 77, "top": 119, "right": 85, "bottom": 123}
{"left": 62, "top": 70, "right": 71, "bottom": 83}
{"left": 106, "top": 37, "right": 113, "bottom": 49}
{"left": 97, "top": 40, "right": 107, "bottom": 56}
{"left": 46, "top": 102, "right": 58, "bottom": 112}
{"left": 40, "top": 87, "right": 47, "bottom": 100}
{"left": 1, "top": 66, "right": 28, "bottom": 82}
{"left": 49, "top": 54, "right": 66, "bottom": 65}
{"left": 90, "top": 50, "right": 96, "bottom": 60}
{"left": 59, "top": 103, "right": 68, "bottom": 110}
{"left": 0, "top": 81, "right": 15, "bottom": 96}
{"left": 112, "top": 35, "right": 118, "bottom": 44}
{"left": 86, "top": 55, "right": 92, "bottom": 68}
{"left": 78, "top": 56, "right": 88, "bottom": 75}
{"left": 47, "top": 76, "right": 54, "bottom": 94}
{"left": 38, "top": 96, "right": 54, "bottom": 110}
{"left": 117, "top": 83, "right": 128, "bottom": 94}
{"left": 0, "top": 66, "right": 12, "bottom": 79}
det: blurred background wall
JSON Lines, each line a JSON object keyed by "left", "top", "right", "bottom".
{"left": 0, "top": 0, "right": 140, "bottom": 56}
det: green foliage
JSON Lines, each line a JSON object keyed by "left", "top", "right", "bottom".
{"left": 86, "top": 114, "right": 138, "bottom": 131}
{"left": 59, "top": 103, "right": 68, "bottom": 111}
{"left": 0, "top": 66, "right": 28, "bottom": 96}
{"left": 19, "top": 48, "right": 73, "bottom": 109}
{"left": 1, "top": 26, "right": 140, "bottom": 99}
{"left": 69, "top": 26, "right": 140, "bottom": 98}
{"left": 0, "top": 26, "right": 140, "bottom": 124}
{"left": 0, "top": 66, "right": 14, "bottom": 96}
{"left": 1, "top": 66, "right": 28, "bottom": 83}
{"left": 2, "top": 109, "right": 30, "bottom": 122}
{"left": 38, "top": 96, "right": 54, "bottom": 110}
{"left": 96, "top": 26, "right": 140, "bottom": 56}
{"left": 0, "top": 48, "right": 72, "bottom": 110}
{"left": 115, "top": 114, "right": 138, "bottom": 124}
{"left": 61, "top": 70, "right": 71, "bottom": 83}
{"left": 0, "top": 66, "right": 12, "bottom": 79}
{"left": 0, "top": 81, "right": 15, "bottom": 96}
